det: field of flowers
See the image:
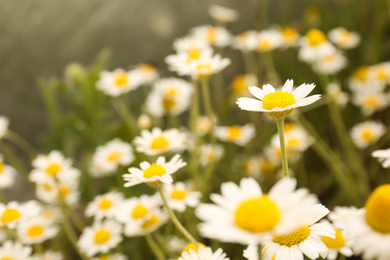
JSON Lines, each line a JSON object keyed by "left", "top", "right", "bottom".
{"left": 0, "top": 0, "right": 390, "bottom": 259}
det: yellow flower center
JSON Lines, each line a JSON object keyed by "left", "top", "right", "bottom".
{"left": 59, "top": 185, "right": 69, "bottom": 197}
{"left": 1, "top": 257, "right": 15, "bottom": 260}
{"left": 0, "top": 161, "right": 3, "bottom": 173}
{"left": 163, "top": 98, "right": 176, "bottom": 110}
{"left": 45, "top": 163, "right": 61, "bottom": 176}
{"left": 365, "top": 184, "right": 390, "bottom": 233}
{"left": 306, "top": 29, "right": 327, "bottom": 46}
{"left": 361, "top": 129, "right": 375, "bottom": 142}
{"left": 284, "top": 123, "right": 295, "bottom": 132}
{"left": 258, "top": 40, "right": 272, "bottom": 52}
{"left": 150, "top": 136, "right": 169, "bottom": 150}
{"left": 42, "top": 210, "right": 54, "bottom": 219}
{"left": 207, "top": 27, "right": 217, "bottom": 43}
{"left": 98, "top": 198, "right": 113, "bottom": 210}
{"left": 364, "top": 95, "right": 379, "bottom": 108}
{"left": 207, "top": 151, "right": 216, "bottom": 162}
{"left": 114, "top": 72, "right": 128, "bottom": 87}
{"left": 260, "top": 160, "right": 275, "bottom": 172}
{"left": 43, "top": 183, "right": 53, "bottom": 191}
{"left": 282, "top": 28, "right": 299, "bottom": 44}
{"left": 376, "top": 65, "right": 388, "bottom": 80}
{"left": 1, "top": 208, "right": 21, "bottom": 223}
{"left": 196, "top": 63, "right": 213, "bottom": 77}
{"left": 324, "top": 53, "right": 337, "bottom": 62}
{"left": 273, "top": 225, "right": 310, "bottom": 247}
{"left": 143, "top": 163, "right": 167, "bottom": 179}
{"left": 262, "top": 92, "right": 296, "bottom": 110}
{"left": 182, "top": 242, "right": 207, "bottom": 254}
{"left": 27, "top": 225, "right": 44, "bottom": 238}
{"left": 339, "top": 31, "right": 352, "bottom": 45}
{"left": 227, "top": 126, "right": 242, "bottom": 141}
{"left": 138, "top": 64, "right": 156, "bottom": 72}
{"left": 287, "top": 138, "right": 301, "bottom": 149}
{"left": 353, "top": 66, "right": 369, "bottom": 81}
{"left": 107, "top": 151, "right": 121, "bottom": 162}
{"left": 232, "top": 75, "right": 247, "bottom": 94}
{"left": 94, "top": 229, "right": 111, "bottom": 244}
{"left": 171, "top": 189, "right": 187, "bottom": 200}
{"left": 142, "top": 214, "right": 159, "bottom": 228}
{"left": 97, "top": 257, "right": 110, "bottom": 260}
{"left": 132, "top": 204, "right": 149, "bottom": 219}
{"left": 188, "top": 49, "right": 201, "bottom": 60}
{"left": 235, "top": 195, "right": 280, "bottom": 233}
{"left": 322, "top": 229, "right": 345, "bottom": 249}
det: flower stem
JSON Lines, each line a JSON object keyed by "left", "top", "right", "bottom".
{"left": 276, "top": 118, "right": 289, "bottom": 178}
{"left": 145, "top": 232, "right": 165, "bottom": 260}
{"left": 158, "top": 188, "right": 198, "bottom": 246}
{"left": 5, "top": 130, "right": 37, "bottom": 160}
{"left": 200, "top": 78, "right": 216, "bottom": 145}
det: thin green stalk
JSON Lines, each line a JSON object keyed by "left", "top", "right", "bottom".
{"left": 189, "top": 79, "right": 201, "bottom": 186}
{"left": 200, "top": 78, "right": 215, "bottom": 145}
{"left": 276, "top": 118, "right": 289, "bottom": 178}
{"left": 158, "top": 188, "right": 198, "bottom": 245}
{"left": 0, "top": 141, "right": 30, "bottom": 183}
{"left": 145, "top": 233, "right": 165, "bottom": 260}
{"left": 5, "top": 130, "right": 37, "bottom": 159}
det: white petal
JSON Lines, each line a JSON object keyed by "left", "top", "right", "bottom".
{"left": 292, "top": 83, "right": 316, "bottom": 100}
{"left": 263, "top": 84, "right": 276, "bottom": 94}
{"left": 295, "top": 95, "right": 321, "bottom": 107}
{"left": 249, "top": 86, "right": 266, "bottom": 100}
{"left": 237, "top": 98, "right": 267, "bottom": 112}
{"left": 281, "top": 79, "right": 294, "bottom": 93}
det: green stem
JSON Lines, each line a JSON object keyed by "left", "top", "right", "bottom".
{"left": 276, "top": 118, "right": 289, "bottom": 178}
{"left": 200, "top": 78, "right": 216, "bottom": 145}
{"left": 5, "top": 130, "right": 37, "bottom": 159}
{"left": 158, "top": 188, "right": 198, "bottom": 245}
{"left": 145, "top": 233, "right": 165, "bottom": 260}
{"left": 189, "top": 79, "right": 201, "bottom": 186}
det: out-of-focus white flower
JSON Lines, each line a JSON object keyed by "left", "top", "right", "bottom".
{"left": 17, "top": 216, "right": 58, "bottom": 244}
{"left": 31, "top": 250, "right": 63, "bottom": 260}
{"left": 372, "top": 148, "right": 390, "bottom": 168}
{"left": 0, "top": 241, "right": 32, "bottom": 260}
{"left": 191, "top": 25, "right": 232, "bottom": 48}
{"left": 328, "top": 27, "right": 360, "bottom": 49}
{"left": 134, "top": 63, "right": 159, "bottom": 85}
{"left": 231, "top": 74, "right": 258, "bottom": 96}
{"left": 312, "top": 49, "right": 348, "bottom": 75}
{"left": 188, "top": 54, "right": 231, "bottom": 79}
{"left": 0, "top": 116, "right": 9, "bottom": 140}
{"left": 163, "top": 182, "right": 201, "bottom": 212}
{"left": 352, "top": 86, "right": 389, "bottom": 115}
{"left": 85, "top": 191, "right": 124, "bottom": 220}
{"left": 96, "top": 68, "right": 142, "bottom": 97}
{"left": 35, "top": 178, "right": 80, "bottom": 206}
{"left": 350, "top": 121, "right": 386, "bottom": 149}
{"left": 326, "top": 82, "right": 349, "bottom": 107}
{"left": 232, "top": 31, "right": 258, "bottom": 52}
{"left": 348, "top": 65, "right": 386, "bottom": 92}
{"left": 0, "top": 201, "right": 41, "bottom": 229}
{"left": 0, "top": 154, "right": 17, "bottom": 189}
{"left": 256, "top": 29, "right": 284, "bottom": 52}
{"left": 298, "top": 29, "right": 336, "bottom": 63}
{"left": 271, "top": 123, "right": 312, "bottom": 153}
{"left": 199, "top": 144, "right": 224, "bottom": 166}
{"left": 137, "top": 113, "right": 152, "bottom": 130}
{"left": 209, "top": 5, "right": 239, "bottom": 24}
{"left": 280, "top": 27, "right": 300, "bottom": 47}
{"left": 368, "top": 62, "right": 390, "bottom": 86}
{"left": 196, "top": 116, "right": 215, "bottom": 136}
{"left": 319, "top": 220, "right": 354, "bottom": 260}
{"left": 179, "top": 247, "right": 229, "bottom": 260}
{"left": 215, "top": 124, "right": 256, "bottom": 146}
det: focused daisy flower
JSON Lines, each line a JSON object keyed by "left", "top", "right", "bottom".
{"left": 188, "top": 53, "right": 231, "bottom": 79}
{"left": 163, "top": 182, "right": 201, "bottom": 212}
{"left": 215, "top": 124, "right": 256, "bottom": 146}
{"left": 328, "top": 27, "right": 360, "bottom": 49}
{"left": 96, "top": 68, "right": 142, "bottom": 97}
{"left": 209, "top": 5, "right": 239, "bottom": 24}
{"left": 123, "top": 154, "right": 186, "bottom": 188}
{"left": 336, "top": 184, "right": 390, "bottom": 260}
{"left": 280, "top": 27, "right": 300, "bottom": 47}
{"left": 178, "top": 246, "right": 229, "bottom": 260}
{"left": 0, "top": 155, "right": 17, "bottom": 189}
{"left": 231, "top": 74, "right": 258, "bottom": 96}
{"left": 262, "top": 204, "right": 333, "bottom": 260}
{"left": 91, "top": 253, "right": 127, "bottom": 260}
{"left": 298, "top": 28, "right": 336, "bottom": 63}
{"left": 319, "top": 220, "right": 353, "bottom": 260}
{"left": 90, "top": 139, "right": 134, "bottom": 177}
{"left": 0, "top": 116, "right": 9, "bottom": 139}
{"left": 17, "top": 216, "right": 58, "bottom": 244}
{"left": 196, "top": 177, "right": 317, "bottom": 244}
{"left": 372, "top": 148, "right": 390, "bottom": 168}
{"left": 326, "top": 82, "right": 349, "bottom": 107}
{"left": 231, "top": 31, "right": 258, "bottom": 52}
{"left": 312, "top": 49, "right": 348, "bottom": 75}
{"left": 31, "top": 250, "right": 63, "bottom": 260}
{"left": 199, "top": 144, "right": 224, "bottom": 166}
{"left": 191, "top": 25, "right": 232, "bottom": 47}
{"left": 0, "top": 241, "right": 32, "bottom": 260}
{"left": 85, "top": 191, "right": 124, "bottom": 220}
{"left": 236, "top": 79, "right": 321, "bottom": 118}
{"left": 350, "top": 121, "right": 386, "bottom": 149}
{"left": 0, "top": 201, "right": 41, "bottom": 229}
{"left": 77, "top": 220, "right": 123, "bottom": 257}
{"left": 134, "top": 63, "right": 159, "bottom": 85}
{"left": 134, "top": 128, "right": 188, "bottom": 156}
{"left": 256, "top": 29, "right": 284, "bottom": 52}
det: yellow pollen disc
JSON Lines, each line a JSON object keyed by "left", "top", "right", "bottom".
{"left": 196, "top": 63, "right": 213, "bottom": 77}
{"left": 114, "top": 72, "right": 128, "bottom": 87}
{"left": 97, "top": 257, "right": 110, "bottom": 260}
{"left": 43, "top": 183, "right": 53, "bottom": 191}
{"left": 94, "top": 229, "right": 111, "bottom": 245}
{"left": 143, "top": 163, "right": 167, "bottom": 179}
{"left": 306, "top": 28, "right": 327, "bottom": 46}
{"left": 1, "top": 208, "right": 21, "bottom": 223}
{"left": 262, "top": 92, "right": 296, "bottom": 110}
{"left": 287, "top": 138, "right": 301, "bottom": 149}
{"left": 45, "top": 163, "right": 61, "bottom": 176}
{"left": 165, "top": 88, "right": 178, "bottom": 97}
{"left": 324, "top": 53, "right": 337, "bottom": 62}
{"left": 235, "top": 195, "right": 280, "bottom": 233}
{"left": 322, "top": 229, "right": 345, "bottom": 249}
{"left": 261, "top": 160, "right": 275, "bottom": 172}
{"left": 150, "top": 136, "right": 169, "bottom": 150}
{"left": 59, "top": 185, "right": 69, "bottom": 197}
{"left": 138, "top": 64, "right": 155, "bottom": 72}
{"left": 339, "top": 31, "right": 351, "bottom": 45}
{"left": 171, "top": 189, "right": 187, "bottom": 200}
{"left": 207, "top": 27, "right": 217, "bottom": 43}
{"left": 361, "top": 129, "right": 374, "bottom": 142}
{"left": 273, "top": 225, "right": 310, "bottom": 247}
{"left": 365, "top": 184, "right": 390, "bottom": 233}
{"left": 376, "top": 66, "right": 388, "bottom": 80}
{"left": 1, "top": 258, "right": 15, "bottom": 260}
{"left": 0, "top": 161, "right": 3, "bottom": 173}
{"left": 27, "top": 225, "right": 44, "bottom": 238}
{"left": 364, "top": 96, "right": 379, "bottom": 108}
{"left": 107, "top": 151, "right": 121, "bottom": 162}
{"left": 42, "top": 210, "right": 54, "bottom": 219}
{"left": 232, "top": 75, "right": 247, "bottom": 94}
{"left": 258, "top": 40, "right": 272, "bottom": 51}
{"left": 282, "top": 28, "right": 298, "bottom": 44}
{"left": 142, "top": 214, "right": 159, "bottom": 228}
{"left": 227, "top": 126, "right": 242, "bottom": 141}
{"left": 188, "top": 49, "right": 201, "bottom": 60}
{"left": 163, "top": 98, "right": 176, "bottom": 110}
{"left": 182, "top": 242, "right": 207, "bottom": 254}
{"left": 132, "top": 204, "right": 149, "bottom": 219}
{"left": 99, "top": 198, "right": 113, "bottom": 210}
{"left": 207, "top": 151, "right": 216, "bottom": 162}
{"left": 284, "top": 123, "right": 295, "bottom": 132}
{"left": 353, "top": 66, "right": 369, "bottom": 81}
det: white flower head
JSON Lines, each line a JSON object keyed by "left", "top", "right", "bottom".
{"left": 215, "top": 124, "right": 256, "bottom": 146}
{"left": 0, "top": 154, "right": 17, "bottom": 189}
{"left": 191, "top": 25, "right": 232, "bottom": 47}
{"left": 209, "top": 5, "right": 239, "bottom": 23}
{"left": 312, "top": 49, "right": 348, "bottom": 75}
{"left": 350, "top": 121, "right": 386, "bottom": 149}
{"left": 232, "top": 31, "right": 258, "bottom": 52}
{"left": 31, "top": 250, "right": 63, "bottom": 260}
{"left": 199, "top": 144, "right": 224, "bottom": 166}
{"left": 326, "top": 82, "right": 349, "bottom": 107}
{"left": 85, "top": 191, "right": 125, "bottom": 220}
{"left": 96, "top": 68, "right": 142, "bottom": 97}
{"left": 256, "top": 29, "right": 284, "bottom": 52}
{"left": 163, "top": 182, "right": 201, "bottom": 212}
{"left": 280, "top": 27, "right": 300, "bottom": 48}
{"left": 134, "top": 63, "right": 159, "bottom": 85}
{"left": 319, "top": 220, "right": 353, "bottom": 260}
{"left": 0, "top": 116, "right": 9, "bottom": 139}
{"left": 179, "top": 247, "right": 229, "bottom": 260}
{"left": 0, "top": 200, "right": 41, "bottom": 229}
{"left": 328, "top": 27, "right": 360, "bottom": 49}
{"left": 17, "top": 216, "right": 58, "bottom": 244}
{"left": 188, "top": 53, "right": 231, "bottom": 79}
{"left": 352, "top": 86, "right": 389, "bottom": 116}
{"left": 372, "top": 148, "right": 390, "bottom": 168}
{"left": 298, "top": 28, "right": 336, "bottom": 63}
{"left": 35, "top": 178, "right": 80, "bottom": 206}
{"left": 0, "top": 241, "right": 32, "bottom": 260}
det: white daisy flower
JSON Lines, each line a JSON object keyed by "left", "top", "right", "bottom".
{"left": 40, "top": 206, "right": 61, "bottom": 224}
{"left": 17, "top": 216, "right": 58, "bottom": 244}
{"left": 137, "top": 113, "right": 152, "bottom": 130}
{"left": 236, "top": 79, "right": 321, "bottom": 118}
{"left": 231, "top": 31, "right": 258, "bottom": 52}
{"left": 179, "top": 247, "right": 229, "bottom": 260}
{"left": 312, "top": 49, "right": 348, "bottom": 75}
{"left": 326, "top": 82, "right": 349, "bottom": 107}
{"left": 327, "top": 206, "right": 360, "bottom": 226}
{"left": 328, "top": 27, "right": 360, "bottom": 49}
{"left": 199, "top": 144, "right": 224, "bottom": 166}
{"left": 163, "top": 182, "right": 201, "bottom": 212}
{"left": 231, "top": 74, "right": 258, "bottom": 96}
{"left": 348, "top": 65, "right": 386, "bottom": 93}
{"left": 0, "top": 201, "right": 41, "bottom": 228}
{"left": 96, "top": 68, "right": 142, "bottom": 97}
{"left": 35, "top": 178, "right": 80, "bottom": 206}
{"left": 77, "top": 220, "right": 123, "bottom": 257}
{"left": 90, "top": 139, "right": 134, "bottom": 177}
{"left": 352, "top": 88, "right": 389, "bottom": 116}
{"left": 191, "top": 25, "right": 232, "bottom": 48}
{"left": 319, "top": 220, "right": 353, "bottom": 260}
{"left": 31, "top": 250, "right": 63, "bottom": 260}
{"left": 85, "top": 191, "right": 124, "bottom": 220}
{"left": 165, "top": 48, "right": 214, "bottom": 76}
{"left": 350, "top": 121, "right": 386, "bottom": 149}
{"left": 91, "top": 253, "right": 127, "bottom": 260}
{"left": 134, "top": 63, "right": 159, "bottom": 85}
{"left": 209, "top": 5, "right": 239, "bottom": 24}
{"left": 262, "top": 204, "right": 333, "bottom": 260}
{"left": 243, "top": 243, "right": 258, "bottom": 260}
{"left": 196, "top": 116, "right": 215, "bottom": 136}
{"left": 271, "top": 124, "right": 312, "bottom": 153}
{"left": 298, "top": 29, "right": 336, "bottom": 63}
{"left": 133, "top": 128, "right": 188, "bottom": 156}
{"left": 196, "top": 177, "right": 317, "bottom": 244}
{"left": 372, "top": 148, "right": 390, "bottom": 168}
{"left": 0, "top": 116, "right": 9, "bottom": 139}
{"left": 0, "top": 155, "right": 17, "bottom": 189}
{"left": 121, "top": 209, "right": 168, "bottom": 236}
{"left": 256, "top": 29, "right": 284, "bottom": 52}
{"left": 173, "top": 36, "right": 211, "bottom": 53}
{"left": 123, "top": 154, "right": 186, "bottom": 188}
{"left": 0, "top": 241, "right": 32, "bottom": 260}
{"left": 188, "top": 53, "right": 231, "bottom": 79}
{"left": 368, "top": 62, "right": 390, "bottom": 85}
{"left": 215, "top": 124, "right": 256, "bottom": 146}
{"left": 166, "top": 235, "right": 187, "bottom": 253}
{"left": 280, "top": 27, "right": 300, "bottom": 48}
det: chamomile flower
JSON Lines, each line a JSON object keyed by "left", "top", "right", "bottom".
{"left": 134, "top": 63, "right": 159, "bottom": 85}
{"left": 236, "top": 79, "right": 321, "bottom": 118}
{"left": 243, "top": 244, "right": 258, "bottom": 260}
{"left": 196, "top": 116, "right": 215, "bottom": 136}
{"left": 31, "top": 251, "right": 63, "bottom": 260}
{"left": 328, "top": 27, "right": 360, "bottom": 49}
{"left": 0, "top": 241, "right": 32, "bottom": 260}
{"left": 85, "top": 191, "right": 124, "bottom": 220}
{"left": 134, "top": 128, "right": 188, "bottom": 156}
{"left": 199, "top": 144, "right": 224, "bottom": 166}
{"left": 17, "top": 216, "right": 58, "bottom": 244}
{"left": 163, "top": 182, "right": 201, "bottom": 212}
{"left": 368, "top": 62, "right": 390, "bottom": 85}
{"left": 173, "top": 37, "right": 211, "bottom": 53}
{"left": 319, "top": 220, "right": 353, "bottom": 260}
{"left": 231, "top": 31, "right": 258, "bottom": 52}
{"left": 96, "top": 68, "right": 142, "bottom": 97}
{"left": 326, "top": 82, "right": 349, "bottom": 107}
{"left": 348, "top": 65, "right": 385, "bottom": 92}
{"left": 188, "top": 53, "right": 231, "bottom": 79}
{"left": 280, "top": 27, "right": 300, "bottom": 47}
{"left": 35, "top": 178, "right": 80, "bottom": 206}
{"left": 262, "top": 204, "right": 333, "bottom": 260}
{"left": 196, "top": 177, "right": 315, "bottom": 244}
{"left": 0, "top": 116, "right": 9, "bottom": 139}
{"left": 179, "top": 247, "right": 229, "bottom": 260}
{"left": 191, "top": 25, "right": 232, "bottom": 48}
{"left": 372, "top": 148, "right": 390, "bottom": 168}
{"left": 215, "top": 124, "right": 256, "bottom": 146}
{"left": 77, "top": 220, "right": 123, "bottom": 257}
{"left": 209, "top": 5, "right": 239, "bottom": 24}
{"left": 123, "top": 154, "right": 186, "bottom": 188}
{"left": 0, "top": 155, "right": 17, "bottom": 189}
{"left": 122, "top": 209, "right": 168, "bottom": 236}
{"left": 271, "top": 124, "right": 312, "bottom": 153}
{"left": 312, "top": 49, "right": 348, "bottom": 75}
{"left": 137, "top": 113, "right": 152, "bottom": 130}
{"left": 256, "top": 29, "right": 284, "bottom": 52}
{"left": 350, "top": 121, "right": 386, "bottom": 149}
{"left": 231, "top": 74, "right": 258, "bottom": 96}
{"left": 91, "top": 253, "right": 127, "bottom": 260}
{"left": 352, "top": 86, "right": 389, "bottom": 115}
{"left": 298, "top": 28, "right": 336, "bottom": 63}
{"left": 0, "top": 201, "right": 41, "bottom": 228}
{"left": 90, "top": 139, "right": 134, "bottom": 177}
